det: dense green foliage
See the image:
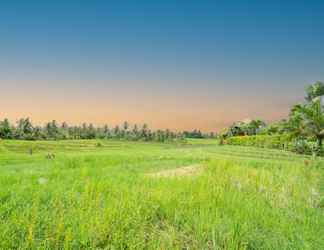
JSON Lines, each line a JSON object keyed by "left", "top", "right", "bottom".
{"left": 305, "top": 81, "right": 324, "bottom": 102}
{"left": 183, "top": 129, "right": 215, "bottom": 139}
{"left": 224, "top": 81, "right": 324, "bottom": 155}
{"left": 0, "top": 119, "right": 215, "bottom": 142}
{"left": 0, "top": 119, "right": 187, "bottom": 142}
{"left": 221, "top": 119, "right": 266, "bottom": 137}
{"left": 0, "top": 139, "right": 323, "bottom": 249}
{"left": 225, "top": 134, "right": 321, "bottom": 155}
{"left": 289, "top": 96, "right": 324, "bottom": 149}
{"left": 225, "top": 135, "right": 290, "bottom": 150}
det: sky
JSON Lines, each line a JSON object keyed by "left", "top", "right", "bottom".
{"left": 1, "top": 0, "right": 324, "bottom": 131}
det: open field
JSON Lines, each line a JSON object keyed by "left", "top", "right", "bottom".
{"left": 0, "top": 139, "right": 323, "bottom": 249}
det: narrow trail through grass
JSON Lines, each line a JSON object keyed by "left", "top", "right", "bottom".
{"left": 146, "top": 164, "right": 202, "bottom": 178}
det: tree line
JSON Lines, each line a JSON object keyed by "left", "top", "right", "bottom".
{"left": 221, "top": 81, "right": 324, "bottom": 154}
{"left": 0, "top": 119, "right": 215, "bottom": 142}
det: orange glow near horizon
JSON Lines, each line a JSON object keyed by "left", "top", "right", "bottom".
{"left": 0, "top": 78, "right": 293, "bottom": 132}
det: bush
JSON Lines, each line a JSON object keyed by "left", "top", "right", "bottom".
{"left": 226, "top": 135, "right": 324, "bottom": 156}
{"left": 225, "top": 135, "right": 290, "bottom": 150}
{"left": 289, "top": 140, "right": 324, "bottom": 156}
{"left": 289, "top": 139, "right": 312, "bottom": 155}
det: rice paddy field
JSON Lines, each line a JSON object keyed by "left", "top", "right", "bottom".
{"left": 0, "top": 139, "right": 323, "bottom": 249}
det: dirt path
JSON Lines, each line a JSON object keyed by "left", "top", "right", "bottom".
{"left": 146, "top": 164, "right": 202, "bottom": 178}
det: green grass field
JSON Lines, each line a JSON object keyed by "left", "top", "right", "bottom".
{"left": 0, "top": 139, "right": 323, "bottom": 249}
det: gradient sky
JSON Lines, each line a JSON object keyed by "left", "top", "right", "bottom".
{"left": 1, "top": 0, "right": 324, "bottom": 131}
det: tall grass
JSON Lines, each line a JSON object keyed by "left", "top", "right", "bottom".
{"left": 0, "top": 139, "right": 323, "bottom": 249}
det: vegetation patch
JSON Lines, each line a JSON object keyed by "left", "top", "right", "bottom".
{"left": 0, "top": 139, "right": 323, "bottom": 249}
{"left": 221, "top": 81, "right": 324, "bottom": 156}
{"left": 226, "top": 135, "right": 290, "bottom": 149}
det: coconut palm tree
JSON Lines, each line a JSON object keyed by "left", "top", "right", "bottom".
{"left": 305, "top": 81, "right": 324, "bottom": 102}
{"left": 289, "top": 97, "right": 324, "bottom": 148}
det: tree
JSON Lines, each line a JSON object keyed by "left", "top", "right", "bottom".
{"left": 15, "top": 118, "right": 33, "bottom": 140}
{"left": 113, "top": 125, "right": 120, "bottom": 138}
{"left": 123, "top": 121, "right": 129, "bottom": 131}
{"left": 247, "top": 119, "right": 266, "bottom": 135}
{"left": 103, "top": 125, "right": 111, "bottom": 138}
{"left": 140, "top": 124, "right": 148, "bottom": 140}
{"left": 305, "top": 81, "right": 324, "bottom": 102}
{"left": 0, "top": 118, "right": 182, "bottom": 142}
{"left": 87, "top": 124, "right": 96, "bottom": 139}
{"left": 33, "top": 126, "right": 45, "bottom": 140}
{"left": 60, "top": 122, "right": 69, "bottom": 139}
{"left": 132, "top": 124, "right": 139, "bottom": 140}
{"left": 0, "top": 119, "right": 12, "bottom": 139}
{"left": 45, "top": 120, "right": 60, "bottom": 139}
{"left": 258, "top": 120, "right": 289, "bottom": 135}
{"left": 225, "top": 119, "right": 266, "bottom": 137}
{"left": 183, "top": 129, "right": 204, "bottom": 138}
{"left": 289, "top": 97, "right": 324, "bottom": 149}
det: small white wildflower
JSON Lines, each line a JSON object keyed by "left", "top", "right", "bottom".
{"left": 308, "top": 187, "right": 320, "bottom": 207}
{"left": 233, "top": 181, "right": 242, "bottom": 191}
{"left": 258, "top": 185, "right": 266, "bottom": 193}
{"left": 38, "top": 177, "right": 47, "bottom": 185}
{"left": 310, "top": 188, "right": 319, "bottom": 197}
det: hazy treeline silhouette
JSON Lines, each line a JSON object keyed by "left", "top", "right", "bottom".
{"left": 183, "top": 129, "right": 215, "bottom": 139}
{"left": 0, "top": 118, "right": 214, "bottom": 142}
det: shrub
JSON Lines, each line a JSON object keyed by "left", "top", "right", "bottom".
{"left": 225, "top": 135, "right": 290, "bottom": 150}
{"left": 289, "top": 139, "right": 312, "bottom": 155}
{"left": 289, "top": 140, "right": 324, "bottom": 156}
{"left": 226, "top": 135, "right": 324, "bottom": 156}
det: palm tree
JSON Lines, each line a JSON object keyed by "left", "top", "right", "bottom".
{"left": 305, "top": 81, "right": 324, "bottom": 102}
{"left": 289, "top": 97, "right": 324, "bottom": 148}
{"left": 0, "top": 119, "right": 12, "bottom": 139}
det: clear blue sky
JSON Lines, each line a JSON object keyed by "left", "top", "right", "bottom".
{"left": 1, "top": 0, "right": 324, "bottom": 131}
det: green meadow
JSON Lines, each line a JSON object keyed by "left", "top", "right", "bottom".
{"left": 0, "top": 139, "right": 323, "bottom": 249}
